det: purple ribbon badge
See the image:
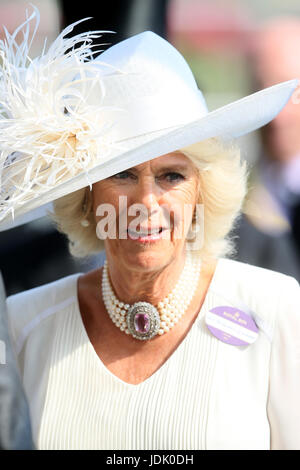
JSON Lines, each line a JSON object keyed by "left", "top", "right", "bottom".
{"left": 206, "top": 306, "right": 259, "bottom": 346}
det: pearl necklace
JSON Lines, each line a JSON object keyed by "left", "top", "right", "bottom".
{"left": 101, "top": 250, "right": 202, "bottom": 340}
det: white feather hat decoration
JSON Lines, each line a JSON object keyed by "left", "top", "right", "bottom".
{"left": 0, "top": 6, "right": 298, "bottom": 231}
{"left": 0, "top": 7, "right": 118, "bottom": 226}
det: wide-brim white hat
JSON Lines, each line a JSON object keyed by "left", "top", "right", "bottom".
{"left": 0, "top": 7, "right": 298, "bottom": 231}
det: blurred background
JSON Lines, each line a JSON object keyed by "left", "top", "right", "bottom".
{"left": 1, "top": 0, "right": 300, "bottom": 295}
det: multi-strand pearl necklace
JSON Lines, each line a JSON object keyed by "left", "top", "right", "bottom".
{"left": 101, "top": 250, "right": 202, "bottom": 340}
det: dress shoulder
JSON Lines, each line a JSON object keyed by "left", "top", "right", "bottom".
{"left": 218, "top": 256, "right": 299, "bottom": 287}
{"left": 6, "top": 273, "right": 81, "bottom": 356}
{"left": 214, "top": 258, "right": 300, "bottom": 338}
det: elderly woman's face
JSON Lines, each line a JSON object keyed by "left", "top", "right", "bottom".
{"left": 92, "top": 151, "right": 199, "bottom": 271}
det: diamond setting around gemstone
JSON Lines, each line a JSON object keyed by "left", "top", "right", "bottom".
{"left": 126, "top": 302, "right": 160, "bottom": 340}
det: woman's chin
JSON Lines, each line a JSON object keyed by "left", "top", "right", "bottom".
{"left": 119, "top": 246, "right": 174, "bottom": 273}
{"left": 104, "top": 231, "right": 183, "bottom": 271}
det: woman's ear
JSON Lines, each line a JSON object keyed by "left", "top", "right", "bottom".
{"left": 90, "top": 186, "right": 94, "bottom": 211}
{"left": 80, "top": 187, "right": 93, "bottom": 227}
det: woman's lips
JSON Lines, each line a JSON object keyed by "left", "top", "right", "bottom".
{"left": 127, "top": 227, "right": 169, "bottom": 242}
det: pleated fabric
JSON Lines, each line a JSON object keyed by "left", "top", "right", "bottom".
{"left": 37, "top": 279, "right": 219, "bottom": 450}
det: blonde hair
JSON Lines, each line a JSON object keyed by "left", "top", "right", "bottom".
{"left": 50, "top": 137, "right": 248, "bottom": 263}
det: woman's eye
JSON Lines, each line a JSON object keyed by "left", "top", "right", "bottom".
{"left": 113, "top": 171, "right": 131, "bottom": 179}
{"left": 164, "top": 172, "right": 185, "bottom": 183}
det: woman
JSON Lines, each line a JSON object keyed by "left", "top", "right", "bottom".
{"left": 2, "top": 8, "right": 300, "bottom": 450}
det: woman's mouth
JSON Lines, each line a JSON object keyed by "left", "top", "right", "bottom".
{"left": 127, "top": 227, "right": 168, "bottom": 242}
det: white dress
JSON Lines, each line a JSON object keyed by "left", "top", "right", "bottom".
{"left": 6, "top": 257, "right": 300, "bottom": 450}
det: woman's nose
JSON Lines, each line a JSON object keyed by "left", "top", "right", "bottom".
{"left": 134, "top": 177, "right": 161, "bottom": 213}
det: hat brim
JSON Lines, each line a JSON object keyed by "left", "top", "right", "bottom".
{"left": 0, "top": 78, "right": 298, "bottom": 231}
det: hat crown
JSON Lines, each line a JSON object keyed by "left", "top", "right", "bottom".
{"left": 96, "top": 31, "right": 198, "bottom": 91}
{"left": 90, "top": 31, "right": 208, "bottom": 142}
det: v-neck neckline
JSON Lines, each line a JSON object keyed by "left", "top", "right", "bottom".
{"left": 73, "top": 257, "right": 223, "bottom": 388}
